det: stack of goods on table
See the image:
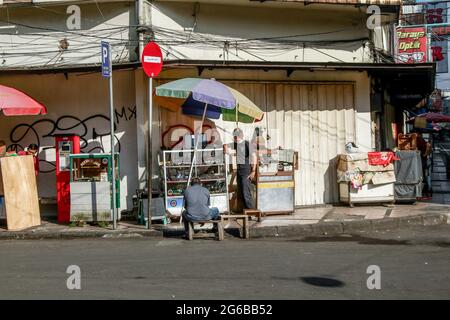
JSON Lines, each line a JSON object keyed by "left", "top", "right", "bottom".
{"left": 337, "top": 152, "right": 398, "bottom": 206}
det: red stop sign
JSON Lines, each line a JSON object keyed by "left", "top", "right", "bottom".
{"left": 141, "top": 42, "right": 163, "bottom": 78}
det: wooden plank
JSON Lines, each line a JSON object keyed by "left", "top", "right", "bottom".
{"left": 188, "top": 222, "right": 194, "bottom": 240}
{"left": 220, "top": 214, "right": 247, "bottom": 219}
{"left": 218, "top": 222, "right": 224, "bottom": 241}
{"left": 0, "top": 156, "right": 40, "bottom": 231}
{"left": 243, "top": 216, "right": 249, "bottom": 239}
{"left": 220, "top": 214, "right": 250, "bottom": 238}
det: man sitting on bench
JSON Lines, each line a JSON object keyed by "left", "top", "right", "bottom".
{"left": 182, "top": 177, "right": 220, "bottom": 236}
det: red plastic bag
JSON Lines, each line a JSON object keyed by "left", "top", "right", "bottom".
{"left": 367, "top": 151, "right": 399, "bottom": 167}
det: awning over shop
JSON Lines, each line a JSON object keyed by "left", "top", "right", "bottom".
{"left": 367, "top": 63, "right": 436, "bottom": 107}
{"left": 163, "top": 60, "right": 435, "bottom": 104}
{"left": 0, "top": 59, "right": 435, "bottom": 107}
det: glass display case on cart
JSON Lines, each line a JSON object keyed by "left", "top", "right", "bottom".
{"left": 162, "top": 148, "right": 229, "bottom": 218}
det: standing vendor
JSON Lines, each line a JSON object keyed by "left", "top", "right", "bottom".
{"left": 224, "top": 128, "right": 257, "bottom": 210}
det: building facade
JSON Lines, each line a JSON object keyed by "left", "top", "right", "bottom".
{"left": 0, "top": 0, "right": 435, "bottom": 211}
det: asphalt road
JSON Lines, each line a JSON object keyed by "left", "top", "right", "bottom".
{"left": 1, "top": 225, "right": 450, "bottom": 299}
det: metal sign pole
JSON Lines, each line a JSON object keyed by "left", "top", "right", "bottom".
{"left": 147, "top": 77, "right": 153, "bottom": 229}
{"left": 141, "top": 41, "right": 162, "bottom": 229}
{"left": 187, "top": 103, "right": 208, "bottom": 187}
{"left": 108, "top": 52, "right": 117, "bottom": 230}
{"left": 102, "top": 40, "right": 117, "bottom": 230}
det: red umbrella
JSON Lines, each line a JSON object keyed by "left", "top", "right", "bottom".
{"left": 414, "top": 112, "right": 450, "bottom": 123}
{"left": 0, "top": 84, "right": 47, "bottom": 116}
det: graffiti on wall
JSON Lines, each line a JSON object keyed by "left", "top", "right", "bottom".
{"left": 7, "top": 106, "right": 136, "bottom": 173}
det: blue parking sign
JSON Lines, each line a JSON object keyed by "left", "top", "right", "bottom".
{"left": 101, "top": 41, "right": 111, "bottom": 78}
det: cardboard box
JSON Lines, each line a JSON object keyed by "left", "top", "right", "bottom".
{"left": 338, "top": 158, "right": 394, "bottom": 172}
{"left": 398, "top": 133, "right": 417, "bottom": 150}
{"left": 371, "top": 171, "right": 396, "bottom": 185}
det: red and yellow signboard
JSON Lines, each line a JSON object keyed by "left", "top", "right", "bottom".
{"left": 396, "top": 27, "right": 428, "bottom": 64}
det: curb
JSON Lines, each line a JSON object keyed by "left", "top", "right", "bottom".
{"left": 0, "top": 229, "right": 163, "bottom": 240}
{"left": 249, "top": 212, "right": 449, "bottom": 239}
{"left": 0, "top": 212, "right": 447, "bottom": 240}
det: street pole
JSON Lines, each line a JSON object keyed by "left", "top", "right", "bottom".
{"left": 147, "top": 77, "right": 153, "bottom": 229}
{"left": 141, "top": 41, "right": 162, "bottom": 229}
{"left": 187, "top": 103, "right": 208, "bottom": 187}
{"left": 108, "top": 54, "right": 117, "bottom": 230}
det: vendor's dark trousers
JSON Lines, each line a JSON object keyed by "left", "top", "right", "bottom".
{"left": 237, "top": 174, "right": 254, "bottom": 209}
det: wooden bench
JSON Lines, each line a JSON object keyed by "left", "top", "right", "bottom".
{"left": 220, "top": 214, "right": 249, "bottom": 239}
{"left": 243, "top": 209, "right": 262, "bottom": 222}
{"left": 186, "top": 220, "right": 224, "bottom": 241}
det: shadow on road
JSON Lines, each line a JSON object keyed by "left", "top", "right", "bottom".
{"left": 271, "top": 275, "right": 345, "bottom": 288}
{"left": 285, "top": 235, "right": 411, "bottom": 245}
{"left": 301, "top": 277, "right": 345, "bottom": 288}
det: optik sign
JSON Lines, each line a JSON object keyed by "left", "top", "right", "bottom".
{"left": 396, "top": 27, "right": 428, "bottom": 64}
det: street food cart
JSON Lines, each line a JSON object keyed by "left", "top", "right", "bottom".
{"left": 69, "top": 153, "right": 120, "bottom": 222}
{"left": 255, "top": 148, "right": 297, "bottom": 215}
{"left": 161, "top": 145, "right": 229, "bottom": 218}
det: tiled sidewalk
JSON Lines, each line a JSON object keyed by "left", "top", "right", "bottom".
{"left": 2, "top": 147, "right": 450, "bottom": 238}
{"left": 248, "top": 202, "right": 449, "bottom": 229}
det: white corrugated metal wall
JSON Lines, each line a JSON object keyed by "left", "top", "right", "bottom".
{"left": 224, "top": 82, "right": 356, "bottom": 206}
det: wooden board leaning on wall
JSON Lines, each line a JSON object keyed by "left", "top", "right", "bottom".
{"left": 0, "top": 155, "right": 41, "bottom": 231}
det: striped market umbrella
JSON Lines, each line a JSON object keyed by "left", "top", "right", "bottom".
{"left": 155, "top": 78, "right": 264, "bottom": 123}
{"left": 155, "top": 78, "right": 264, "bottom": 187}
